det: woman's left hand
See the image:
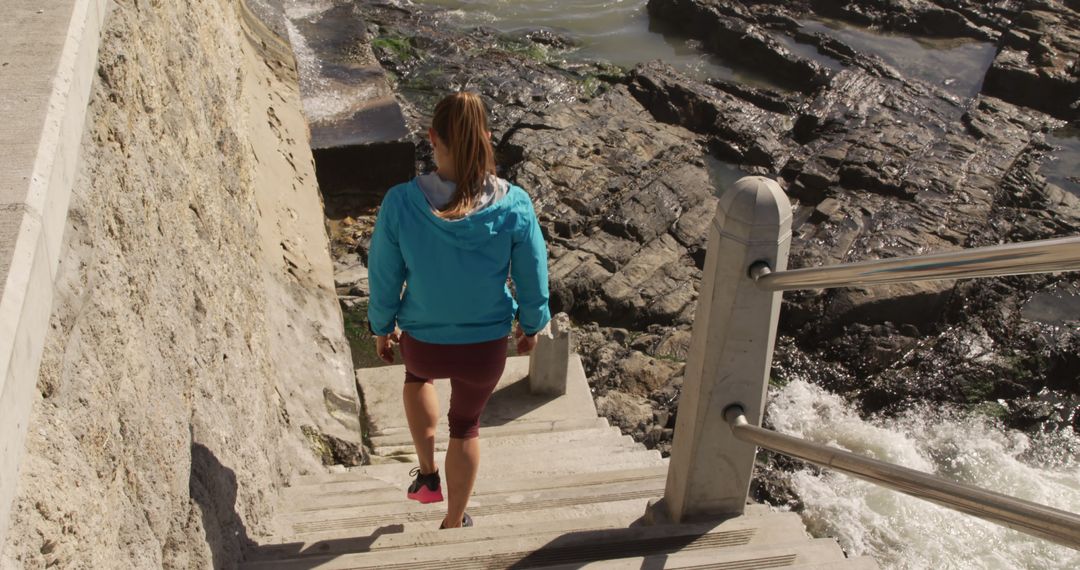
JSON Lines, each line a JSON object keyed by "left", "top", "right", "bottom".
{"left": 514, "top": 325, "right": 538, "bottom": 355}
{"left": 375, "top": 332, "right": 400, "bottom": 364}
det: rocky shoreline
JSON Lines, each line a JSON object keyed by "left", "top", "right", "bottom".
{"left": 327, "top": 0, "right": 1079, "bottom": 505}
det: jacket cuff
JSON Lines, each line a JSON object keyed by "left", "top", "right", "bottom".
{"left": 368, "top": 320, "right": 395, "bottom": 336}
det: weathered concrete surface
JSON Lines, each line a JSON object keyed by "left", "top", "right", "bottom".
{"left": 1, "top": 0, "right": 361, "bottom": 567}
{"left": 529, "top": 312, "right": 573, "bottom": 395}
{"left": 0, "top": 0, "right": 110, "bottom": 555}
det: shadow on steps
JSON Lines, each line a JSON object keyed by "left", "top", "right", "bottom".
{"left": 251, "top": 524, "right": 406, "bottom": 566}
{"left": 505, "top": 522, "right": 706, "bottom": 569}
{"left": 479, "top": 375, "right": 563, "bottom": 428}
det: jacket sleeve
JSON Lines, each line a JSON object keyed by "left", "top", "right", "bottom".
{"left": 510, "top": 196, "right": 551, "bottom": 336}
{"left": 367, "top": 190, "right": 406, "bottom": 336}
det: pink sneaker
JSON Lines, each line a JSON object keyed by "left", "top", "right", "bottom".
{"left": 406, "top": 467, "right": 443, "bottom": 504}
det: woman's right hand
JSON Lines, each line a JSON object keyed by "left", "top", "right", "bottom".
{"left": 376, "top": 332, "right": 400, "bottom": 364}
{"left": 514, "top": 325, "right": 537, "bottom": 355}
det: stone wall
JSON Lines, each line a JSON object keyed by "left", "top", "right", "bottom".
{"left": 1, "top": 0, "right": 360, "bottom": 567}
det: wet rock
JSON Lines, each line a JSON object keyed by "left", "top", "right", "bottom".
{"left": 516, "top": 28, "right": 578, "bottom": 50}
{"left": 984, "top": 38, "right": 1080, "bottom": 121}
{"left": 990, "top": 7, "right": 1080, "bottom": 117}
{"left": 628, "top": 62, "right": 795, "bottom": 169}
{"left": 625, "top": 47, "right": 1059, "bottom": 334}
{"left": 806, "top": 0, "right": 997, "bottom": 40}
{"left": 706, "top": 77, "right": 800, "bottom": 115}
{"left": 827, "top": 282, "right": 954, "bottom": 328}
{"left": 741, "top": 0, "right": 1078, "bottom": 120}
{"left": 823, "top": 323, "right": 920, "bottom": 377}
{"left": 646, "top": 0, "right": 830, "bottom": 93}
{"left": 504, "top": 86, "right": 713, "bottom": 327}
{"left": 1008, "top": 389, "right": 1080, "bottom": 432}
{"left": 356, "top": 1, "right": 606, "bottom": 140}
{"left": 749, "top": 450, "right": 807, "bottom": 509}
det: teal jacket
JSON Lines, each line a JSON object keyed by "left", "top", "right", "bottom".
{"left": 367, "top": 177, "right": 551, "bottom": 344}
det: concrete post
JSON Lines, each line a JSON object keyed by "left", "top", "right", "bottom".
{"left": 659, "top": 176, "right": 791, "bottom": 522}
{"left": 528, "top": 312, "right": 572, "bottom": 396}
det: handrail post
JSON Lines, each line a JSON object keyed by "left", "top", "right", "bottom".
{"left": 659, "top": 176, "right": 791, "bottom": 522}
{"left": 528, "top": 313, "right": 572, "bottom": 395}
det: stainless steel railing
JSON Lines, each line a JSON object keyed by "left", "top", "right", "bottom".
{"left": 737, "top": 233, "right": 1080, "bottom": 549}
{"left": 724, "top": 406, "right": 1080, "bottom": 549}
{"left": 750, "top": 235, "right": 1080, "bottom": 291}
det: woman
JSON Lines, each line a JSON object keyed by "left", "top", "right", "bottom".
{"left": 366, "top": 92, "right": 551, "bottom": 529}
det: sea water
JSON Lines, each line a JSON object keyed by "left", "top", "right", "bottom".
{"left": 768, "top": 380, "right": 1080, "bottom": 569}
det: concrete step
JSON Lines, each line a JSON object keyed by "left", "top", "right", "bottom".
{"left": 373, "top": 425, "right": 626, "bottom": 456}
{"left": 277, "top": 472, "right": 667, "bottom": 534}
{"left": 360, "top": 356, "right": 598, "bottom": 436}
{"left": 344, "top": 433, "right": 642, "bottom": 473}
{"left": 364, "top": 436, "right": 644, "bottom": 471}
{"left": 354, "top": 447, "right": 666, "bottom": 485}
{"left": 282, "top": 465, "right": 669, "bottom": 512}
{"left": 261, "top": 502, "right": 775, "bottom": 553}
{"left": 248, "top": 510, "right": 653, "bottom": 562}
{"left": 244, "top": 512, "right": 809, "bottom": 569}
{"left": 532, "top": 538, "right": 847, "bottom": 570}
{"left": 285, "top": 451, "right": 666, "bottom": 499}
{"left": 330, "top": 438, "right": 656, "bottom": 479}
{"left": 284, "top": 474, "right": 394, "bottom": 493}
{"left": 370, "top": 417, "right": 611, "bottom": 449}
{"left": 269, "top": 496, "right": 658, "bottom": 544}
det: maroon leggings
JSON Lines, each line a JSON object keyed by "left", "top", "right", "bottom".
{"left": 400, "top": 333, "right": 508, "bottom": 439}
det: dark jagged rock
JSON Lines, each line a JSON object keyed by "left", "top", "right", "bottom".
{"left": 646, "top": 0, "right": 831, "bottom": 93}
{"left": 982, "top": 6, "right": 1080, "bottom": 121}
{"left": 612, "top": 4, "right": 1079, "bottom": 433}
{"left": 625, "top": 53, "right": 1068, "bottom": 333}
{"left": 628, "top": 63, "right": 795, "bottom": 169}
{"left": 504, "top": 86, "right": 714, "bottom": 327}
{"left": 806, "top": 0, "right": 999, "bottom": 40}
{"left": 654, "top": 0, "right": 1079, "bottom": 120}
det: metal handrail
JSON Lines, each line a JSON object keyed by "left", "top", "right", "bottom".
{"left": 751, "top": 236, "right": 1080, "bottom": 291}
{"left": 724, "top": 406, "right": 1080, "bottom": 550}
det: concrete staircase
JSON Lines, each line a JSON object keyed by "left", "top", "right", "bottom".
{"left": 243, "top": 356, "right": 879, "bottom": 569}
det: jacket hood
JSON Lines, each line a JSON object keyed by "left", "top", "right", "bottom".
{"left": 402, "top": 176, "right": 517, "bottom": 251}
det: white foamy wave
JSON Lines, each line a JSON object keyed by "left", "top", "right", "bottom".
{"left": 767, "top": 380, "right": 1080, "bottom": 569}
{"left": 283, "top": 18, "right": 323, "bottom": 88}
{"left": 298, "top": 91, "right": 353, "bottom": 124}
{"left": 282, "top": 17, "right": 355, "bottom": 122}
{"left": 283, "top": 0, "right": 337, "bottom": 20}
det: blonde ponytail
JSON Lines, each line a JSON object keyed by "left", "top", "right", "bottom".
{"left": 431, "top": 92, "right": 497, "bottom": 220}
